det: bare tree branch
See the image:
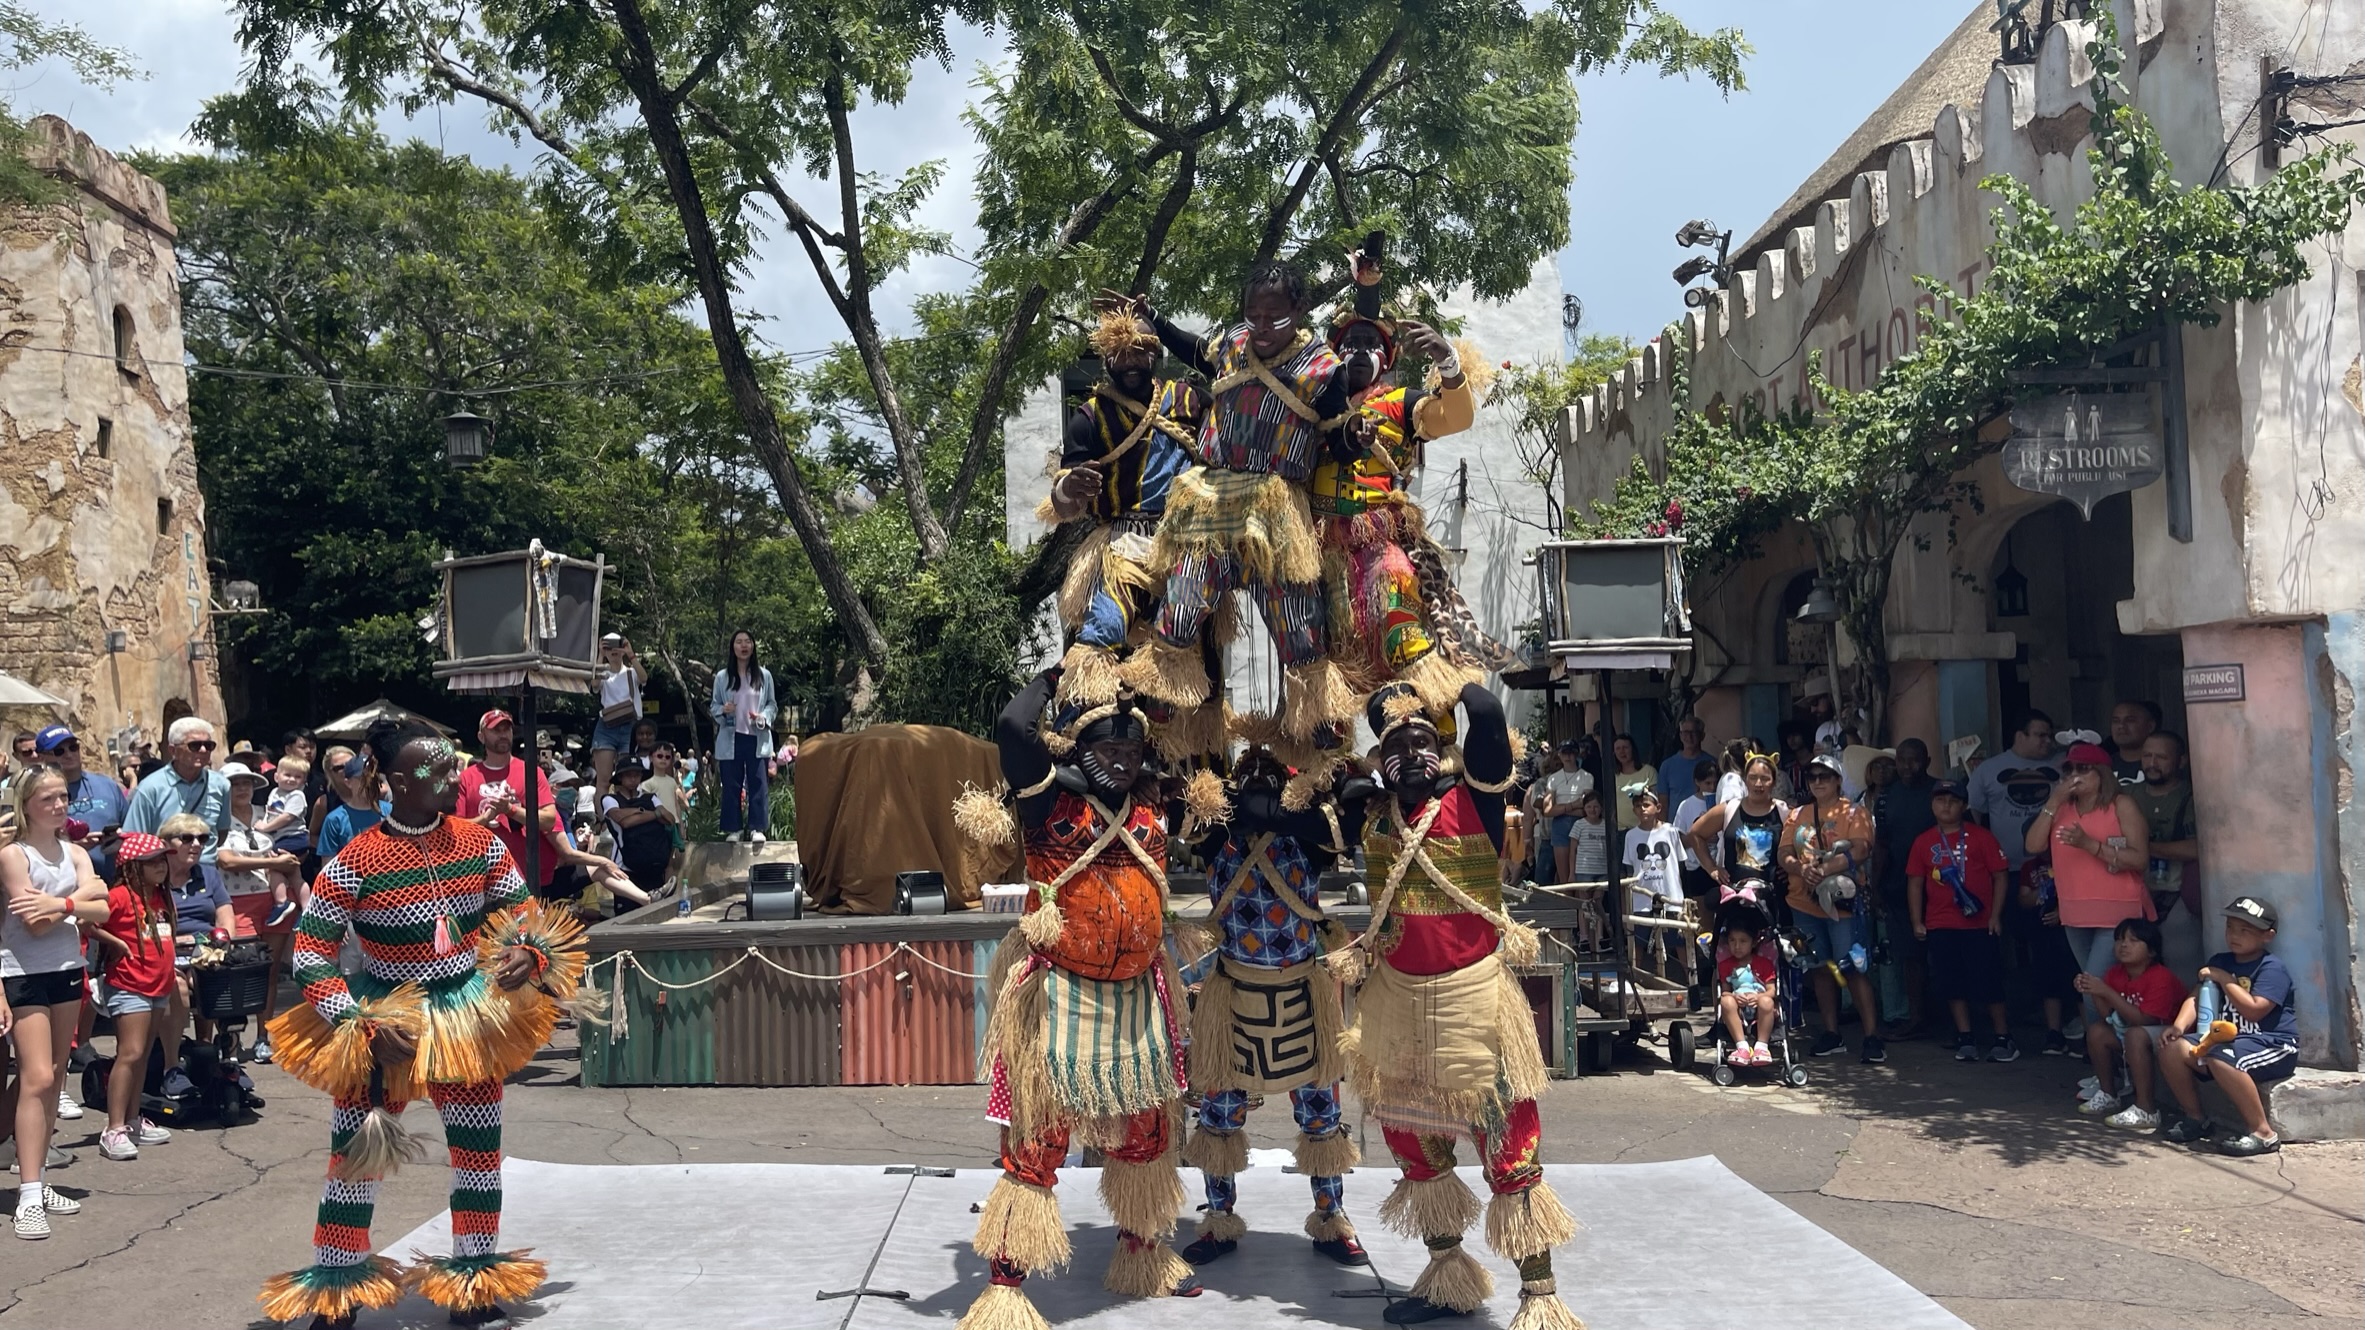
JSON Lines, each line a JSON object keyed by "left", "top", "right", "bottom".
{"left": 1256, "top": 18, "right": 1412, "bottom": 263}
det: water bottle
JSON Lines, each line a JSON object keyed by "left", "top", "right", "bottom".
{"left": 2195, "top": 979, "right": 2221, "bottom": 1031}
{"left": 675, "top": 884, "right": 693, "bottom": 919}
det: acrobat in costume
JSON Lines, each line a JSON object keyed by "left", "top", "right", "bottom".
{"left": 957, "top": 669, "right": 1193, "bottom": 1330}
{"left": 1311, "top": 310, "right": 1508, "bottom": 711}
{"left": 1175, "top": 756, "right": 1364, "bottom": 1264}
{"left": 1331, "top": 682, "right": 1585, "bottom": 1330}
{"left": 1128, "top": 314, "right": 1359, "bottom": 746}
{"left": 1043, "top": 310, "right": 1208, "bottom": 709}
{"left": 259, "top": 817, "right": 585, "bottom": 1325}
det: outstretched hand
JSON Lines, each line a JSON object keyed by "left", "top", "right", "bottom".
{"left": 1395, "top": 319, "right": 1454, "bottom": 366}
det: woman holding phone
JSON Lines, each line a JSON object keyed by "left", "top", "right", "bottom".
{"left": 707, "top": 630, "right": 777, "bottom": 843}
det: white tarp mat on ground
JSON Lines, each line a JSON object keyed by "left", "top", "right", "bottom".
{"left": 376, "top": 1155, "right": 1967, "bottom": 1330}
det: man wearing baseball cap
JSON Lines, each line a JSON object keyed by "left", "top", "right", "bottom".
{"left": 2156, "top": 895, "right": 2298, "bottom": 1155}
{"left": 456, "top": 708, "right": 561, "bottom": 893}
{"left": 38, "top": 725, "right": 128, "bottom": 883}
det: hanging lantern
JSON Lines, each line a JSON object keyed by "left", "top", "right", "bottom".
{"left": 443, "top": 411, "right": 491, "bottom": 467}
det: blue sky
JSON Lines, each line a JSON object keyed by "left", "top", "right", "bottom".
{"left": 13, "top": 1, "right": 1976, "bottom": 350}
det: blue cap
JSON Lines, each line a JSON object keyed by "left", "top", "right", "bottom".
{"left": 33, "top": 725, "right": 74, "bottom": 753}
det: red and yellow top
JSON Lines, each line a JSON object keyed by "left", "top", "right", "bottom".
{"left": 1363, "top": 783, "right": 1504, "bottom": 976}
{"left": 1308, "top": 381, "right": 1475, "bottom": 518}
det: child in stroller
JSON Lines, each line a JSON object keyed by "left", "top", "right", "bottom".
{"left": 1701, "top": 890, "right": 1808, "bottom": 1086}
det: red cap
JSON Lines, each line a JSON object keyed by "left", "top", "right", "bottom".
{"left": 2065, "top": 742, "right": 2113, "bottom": 767}
{"left": 117, "top": 831, "right": 168, "bottom": 862}
{"left": 480, "top": 709, "right": 515, "bottom": 731}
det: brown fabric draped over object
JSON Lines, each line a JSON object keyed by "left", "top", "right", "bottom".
{"left": 794, "top": 725, "right": 1022, "bottom": 914}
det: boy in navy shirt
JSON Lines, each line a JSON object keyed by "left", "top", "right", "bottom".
{"left": 2157, "top": 895, "right": 2298, "bottom": 1156}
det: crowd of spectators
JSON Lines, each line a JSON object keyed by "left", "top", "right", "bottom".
{"left": 1497, "top": 694, "right": 2296, "bottom": 1159}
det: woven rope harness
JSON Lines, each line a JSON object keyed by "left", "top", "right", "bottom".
{"left": 1209, "top": 331, "right": 1352, "bottom": 434}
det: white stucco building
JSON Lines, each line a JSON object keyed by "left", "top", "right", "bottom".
{"left": 1556, "top": 0, "right": 2363, "bottom": 1074}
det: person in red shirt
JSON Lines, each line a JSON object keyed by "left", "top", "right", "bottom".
{"left": 455, "top": 709, "right": 559, "bottom": 894}
{"left": 2072, "top": 917, "right": 2187, "bottom": 1130}
{"left": 85, "top": 832, "right": 183, "bottom": 1160}
{"left": 1713, "top": 915, "right": 1780, "bottom": 1064}
{"left": 1907, "top": 781, "right": 2017, "bottom": 1061}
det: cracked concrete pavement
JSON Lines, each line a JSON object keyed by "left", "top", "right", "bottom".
{"left": 5, "top": 1028, "right": 2357, "bottom": 1329}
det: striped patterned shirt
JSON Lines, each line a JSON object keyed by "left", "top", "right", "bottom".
{"left": 293, "top": 816, "right": 528, "bottom": 1025}
{"left": 1199, "top": 329, "right": 1345, "bottom": 481}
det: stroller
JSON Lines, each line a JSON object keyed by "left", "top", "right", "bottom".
{"left": 1694, "top": 890, "right": 1810, "bottom": 1088}
{"left": 81, "top": 938, "right": 273, "bottom": 1128}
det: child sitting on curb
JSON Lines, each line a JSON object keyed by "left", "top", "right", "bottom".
{"left": 2072, "top": 916, "right": 2185, "bottom": 1129}
{"left": 2156, "top": 896, "right": 2298, "bottom": 1156}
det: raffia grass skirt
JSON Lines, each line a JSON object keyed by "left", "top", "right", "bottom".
{"left": 1339, "top": 953, "right": 1549, "bottom": 1135}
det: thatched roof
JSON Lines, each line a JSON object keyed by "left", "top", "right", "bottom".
{"left": 1735, "top": 3, "right": 2000, "bottom": 266}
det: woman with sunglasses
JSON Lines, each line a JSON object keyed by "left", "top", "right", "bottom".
{"left": 158, "top": 813, "right": 233, "bottom": 1056}
{"left": 2, "top": 767, "right": 111, "bottom": 1238}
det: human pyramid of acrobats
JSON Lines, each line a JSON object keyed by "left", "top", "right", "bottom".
{"left": 953, "top": 249, "right": 1584, "bottom": 1330}
{"left": 252, "top": 250, "right": 1576, "bottom": 1330}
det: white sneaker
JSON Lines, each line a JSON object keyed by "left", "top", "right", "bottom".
{"left": 99, "top": 1130, "right": 138, "bottom": 1162}
{"left": 2105, "top": 1104, "right": 2160, "bottom": 1131}
{"left": 13, "top": 1200, "right": 48, "bottom": 1239}
{"left": 2076, "top": 1075, "right": 2102, "bottom": 1096}
{"left": 133, "top": 1119, "right": 171, "bottom": 1146}
{"left": 55, "top": 1091, "right": 83, "bottom": 1121}
{"left": 2077, "top": 1091, "right": 2121, "bottom": 1116}
{"left": 749, "top": 831, "right": 767, "bottom": 845}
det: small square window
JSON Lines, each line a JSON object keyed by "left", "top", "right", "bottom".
{"left": 95, "top": 418, "right": 112, "bottom": 459}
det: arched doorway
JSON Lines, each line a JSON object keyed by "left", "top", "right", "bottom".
{"left": 1985, "top": 492, "right": 2186, "bottom": 736}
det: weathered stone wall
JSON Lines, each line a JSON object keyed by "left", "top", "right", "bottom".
{"left": 0, "top": 116, "right": 218, "bottom": 755}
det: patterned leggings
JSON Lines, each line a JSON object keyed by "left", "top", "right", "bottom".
{"left": 1379, "top": 1097, "right": 1545, "bottom": 1201}
{"left": 1155, "top": 551, "right": 1327, "bottom": 666}
{"left": 1197, "top": 1085, "right": 1346, "bottom": 1219}
{"left": 311, "top": 1080, "right": 505, "bottom": 1272}
{"left": 989, "top": 1106, "right": 1172, "bottom": 1283}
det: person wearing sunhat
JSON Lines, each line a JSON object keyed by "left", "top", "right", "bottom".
{"left": 1328, "top": 679, "right": 1583, "bottom": 1330}
{"left": 2155, "top": 895, "right": 2299, "bottom": 1156}
{"left": 1781, "top": 752, "right": 1884, "bottom": 1063}
{"left": 88, "top": 831, "right": 182, "bottom": 1163}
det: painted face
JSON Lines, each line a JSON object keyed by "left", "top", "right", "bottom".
{"left": 1379, "top": 724, "right": 1442, "bottom": 796}
{"left": 1079, "top": 737, "right": 1145, "bottom": 801}
{"left": 1338, "top": 322, "right": 1388, "bottom": 392}
{"left": 1234, "top": 748, "right": 1287, "bottom": 794}
{"left": 391, "top": 737, "right": 463, "bottom": 816}
{"left": 1242, "top": 290, "right": 1299, "bottom": 357}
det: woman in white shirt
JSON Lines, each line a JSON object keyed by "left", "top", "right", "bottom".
{"left": 707, "top": 630, "right": 778, "bottom": 843}
{"left": 590, "top": 633, "right": 644, "bottom": 803}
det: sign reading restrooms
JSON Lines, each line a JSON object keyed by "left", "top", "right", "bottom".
{"left": 2003, "top": 391, "right": 2165, "bottom": 517}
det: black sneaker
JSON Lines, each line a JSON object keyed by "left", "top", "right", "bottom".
{"left": 1809, "top": 1031, "right": 1846, "bottom": 1058}
{"left": 1180, "top": 1232, "right": 1238, "bottom": 1266}
{"left": 2216, "top": 1132, "right": 2282, "bottom": 1157}
{"left": 449, "top": 1306, "right": 513, "bottom": 1330}
{"left": 1311, "top": 1233, "right": 1370, "bottom": 1266}
{"left": 1953, "top": 1035, "right": 1980, "bottom": 1061}
{"left": 2041, "top": 1030, "right": 2069, "bottom": 1056}
{"left": 1385, "top": 1296, "right": 1476, "bottom": 1325}
{"left": 2159, "top": 1114, "right": 2216, "bottom": 1145}
{"left": 1859, "top": 1036, "right": 1887, "bottom": 1065}
{"left": 1987, "top": 1037, "right": 2022, "bottom": 1063}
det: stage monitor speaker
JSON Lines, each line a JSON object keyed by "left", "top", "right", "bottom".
{"left": 895, "top": 871, "right": 948, "bottom": 916}
{"left": 747, "top": 862, "right": 806, "bottom": 921}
